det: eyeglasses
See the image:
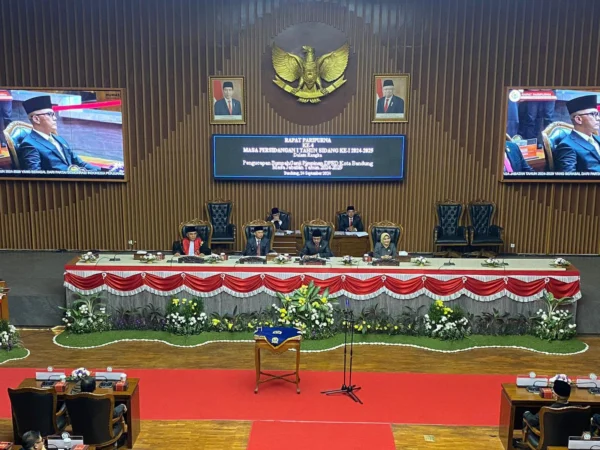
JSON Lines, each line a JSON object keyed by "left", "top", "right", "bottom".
{"left": 34, "top": 112, "right": 57, "bottom": 119}
{"left": 578, "top": 111, "right": 600, "bottom": 119}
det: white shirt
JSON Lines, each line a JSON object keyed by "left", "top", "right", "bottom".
{"left": 573, "top": 130, "right": 600, "bottom": 156}
{"left": 187, "top": 240, "right": 196, "bottom": 256}
{"left": 34, "top": 130, "right": 66, "bottom": 162}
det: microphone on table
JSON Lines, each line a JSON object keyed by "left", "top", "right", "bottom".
{"left": 109, "top": 250, "right": 120, "bottom": 262}
{"left": 443, "top": 256, "right": 455, "bottom": 266}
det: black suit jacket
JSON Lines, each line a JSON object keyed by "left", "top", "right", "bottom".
{"left": 554, "top": 132, "right": 600, "bottom": 172}
{"left": 18, "top": 131, "right": 98, "bottom": 171}
{"left": 505, "top": 142, "right": 533, "bottom": 172}
{"left": 300, "top": 239, "right": 334, "bottom": 258}
{"left": 243, "top": 237, "right": 271, "bottom": 256}
{"left": 376, "top": 95, "right": 405, "bottom": 114}
{"left": 266, "top": 215, "right": 290, "bottom": 231}
{"left": 338, "top": 215, "right": 364, "bottom": 232}
{"left": 172, "top": 239, "right": 211, "bottom": 256}
{"left": 373, "top": 242, "right": 397, "bottom": 258}
{"left": 214, "top": 98, "right": 242, "bottom": 116}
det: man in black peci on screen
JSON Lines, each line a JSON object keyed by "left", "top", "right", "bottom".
{"left": 18, "top": 95, "right": 99, "bottom": 172}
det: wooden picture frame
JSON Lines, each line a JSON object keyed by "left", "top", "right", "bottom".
{"left": 209, "top": 76, "right": 246, "bottom": 125}
{"left": 372, "top": 73, "right": 410, "bottom": 123}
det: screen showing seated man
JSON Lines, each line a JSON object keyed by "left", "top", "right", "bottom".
{"left": 0, "top": 88, "right": 126, "bottom": 181}
{"left": 503, "top": 87, "right": 600, "bottom": 181}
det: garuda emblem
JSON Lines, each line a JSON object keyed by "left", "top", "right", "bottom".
{"left": 272, "top": 43, "right": 350, "bottom": 103}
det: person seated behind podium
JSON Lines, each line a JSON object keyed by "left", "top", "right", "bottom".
{"left": 300, "top": 229, "right": 334, "bottom": 259}
{"left": 373, "top": 232, "right": 397, "bottom": 259}
{"left": 592, "top": 413, "right": 600, "bottom": 436}
{"left": 172, "top": 227, "right": 211, "bottom": 257}
{"left": 267, "top": 207, "right": 289, "bottom": 231}
{"left": 243, "top": 226, "right": 272, "bottom": 256}
{"left": 504, "top": 142, "right": 533, "bottom": 173}
{"left": 19, "top": 95, "right": 99, "bottom": 172}
{"left": 521, "top": 377, "right": 571, "bottom": 432}
{"left": 21, "top": 430, "right": 46, "bottom": 450}
{"left": 80, "top": 376, "right": 127, "bottom": 418}
{"left": 338, "top": 206, "right": 364, "bottom": 232}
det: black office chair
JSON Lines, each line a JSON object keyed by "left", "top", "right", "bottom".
{"left": 4, "top": 121, "right": 33, "bottom": 169}
{"left": 542, "top": 121, "right": 572, "bottom": 172}
{"left": 368, "top": 220, "right": 403, "bottom": 254}
{"left": 467, "top": 200, "right": 504, "bottom": 257}
{"left": 265, "top": 209, "right": 291, "bottom": 231}
{"left": 335, "top": 210, "right": 363, "bottom": 231}
{"left": 433, "top": 200, "right": 468, "bottom": 257}
{"left": 64, "top": 393, "right": 125, "bottom": 448}
{"left": 300, "top": 219, "right": 335, "bottom": 247}
{"left": 205, "top": 199, "right": 236, "bottom": 245}
{"left": 8, "top": 387, "right": 68, "bottom": 444}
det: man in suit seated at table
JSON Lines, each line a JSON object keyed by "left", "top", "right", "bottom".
{"left": 172, "top": 227, "right": 211, "bottom": 257}
{"left": 19, "top": 95, "right": 100, "bottom": 172}
{"left": 243, "top": 226, "right": 272, "bottom": 256}
{"left": 300, "top": 229, "right": 334, "bottom": 259}
{"left": 554, "top": 94, "right": 600, "bottom": 172}
{"left": 80, "top": 376, "right": 127, "bottom": 418}
{"left": 592, "top": 413, "right": 600, "bottom": 436}
{"left": 521, "top": 377, "right": 571, "bottom": 433}
{"left": 267, "top": 207, "right": 289, "bottom": 231}
{"left": 338, "top": 205, "right": 364, "bottom": 232}
{"left": 504, "top": 142, "right": 533, "bottom": 173}
{"left": 21, "top": 430, "right": 46, "bottom": 450}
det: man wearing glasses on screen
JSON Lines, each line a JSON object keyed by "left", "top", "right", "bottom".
{"left": 18, "top": 95, "right": 99, "bottom": 172}
{"left": 554, "top": 94, "right": 600, "bottom": 173}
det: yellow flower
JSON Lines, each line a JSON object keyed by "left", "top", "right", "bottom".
{"left": 227, "top": 323, "right": 233, "bottom": 330}
{"left": 280, "top": 308, "right": 287, "bottom": 314}
{"left": 321, "top": 296, "right": 327, "bottom": 304}
{"left": 312, "top": 301, "right": 319, "bottom": 308}
{"left": 284, "top": 296, "right": 291, "bottom": 302}
{"left": 248, "top": 323, "right": 254, "bottom": 328}
{"left": 182, "top": 299, "right": 187, "bottom": 304}
{"left": 367, "top": 325, "right": 371, "bottom": 329}
{"left": 212, "top": 318, "right": 220, "bottom": 325}
{"left": 436, "top": 300, "right": 444, "bottom": 307}
{"left": 394, "top": 325, "right": 398, "bottom": 330}
{"left": 172, "top": 299, "right": 179, "bottom": 305}
{"left": 362, "top": 321, "right": 366, "bottom": 325}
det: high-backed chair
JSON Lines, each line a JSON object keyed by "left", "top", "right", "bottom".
{"left": 4, "top": 121, "right": 33, "bottom": 169}
{"left": 368, "top": 221, "right": 404, "bottom": 253}
{"left": 8, "top": 387, "right": 68, "bottom": 444}
{"left": 265, "top": 209, "right": 291, "bottom": 231}
{"left": 64, "top": 393, "right": 125, "bottom": 448}
{"left": 523, "top": 405, "right": 591, "bottom": 450}
{"left": 176, "top": 219, "right": 213, "bottom": 248}
{"left": 433, "top": 200, "right": 468, "bottom": 257}
{"left": 542, "top": 121, "right": 573, "bottom": 172}
{"left": 243, "top": 219, "right": 276, "bottom": 247}
{"left": 335, "top": 210, "right": 363, "bottom": 231}
{"left": 467, "top": 200, "right": 504, "bottom": 257}
{"left": 300, "top": 219, "right": 335, "bottom": 247}
{"left": 205, "top": 199, "right": 236, "bottom": 245}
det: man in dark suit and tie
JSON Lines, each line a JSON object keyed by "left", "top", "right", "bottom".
{"left": 243, "top": 226, "right": 272, "bottom": 256}
{"left": 300, "top": 229, "right": 334, "bottom": 258}
{"left": 376, "top": 80, "right": 405, "bottom": 114}
{"left": 554, "top": 94, "right": 600, "bottom": 172}
{"left": 214, "top": 81, "right": 242, "bottom": 116}
{"left": 338, "top": 205, "right": 364, "bottom": 232}
{"left": 18, "top": 96, "right": 99, "bottom": 172}
{"left": 503, "top": 142, "right": 533, "bottom": 173}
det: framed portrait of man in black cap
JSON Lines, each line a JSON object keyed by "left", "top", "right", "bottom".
{"left": 209, "top": 76, "right": 246, "bottom": 124}
{"left": 373, "top": 73, "right": 410, "bottom": 123}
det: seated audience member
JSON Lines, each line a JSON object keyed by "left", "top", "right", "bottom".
{"left": 80, "top": 376, "right": 127, "bottom": 418}
{"left": 267, "top": 207, "right": 289, "bottom": 231}
{"left": 373, "top": 232, "right": 397, "bottom": 259}
{"left": 172, "top": 227, "right": 211, "bottom": 257}
{"left": 554, "top": 94, "right": 600, "bottom": 172}
{"left": 21, "top": 430, "right": 45, "bottom": 450}
{"left": 19, "top": 95, "right": 99, "bottom": 172}
{"left": 243, "top": 226, "right": 271, "bottom": 256}
{"left": 504, "top": 142, "right": 533, "bottom": 173}
{"left": 592, "top": 413, "right": 600, "bottom": 436}
{"left": 339, "top": 206, "right": 364, "bottom": 232}
{"left": 522, "top": 377, "right": 571, "bottom": 432}
{"left": 300, "top": 229, "right": 334, "bottom": 258}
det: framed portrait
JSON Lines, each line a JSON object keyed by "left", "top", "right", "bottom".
{"left": 372, "top": 74, "right": 410, "bottom": 123}
{"left": 209, "top": 76, "right": 246, "bottom": 125}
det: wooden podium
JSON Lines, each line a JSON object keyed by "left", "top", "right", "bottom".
{"left": 254, "top": 336, "right": 301, "bottom": 394}
{"left": 0, "top": 280, "right": 8, "bottom": 320}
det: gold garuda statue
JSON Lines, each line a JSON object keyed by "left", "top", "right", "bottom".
{"left": 272, "top": 43, "right": 350, "bottom": 103}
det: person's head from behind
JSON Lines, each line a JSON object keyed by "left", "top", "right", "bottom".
{"left": 567, "top": 95, "right": 599, "bottom": 135}
{"left": 22, "top": 430, "right": 45, "bottom": 450}
{"left": 271, "top": 207, "right": 280, "bottom": 221}
{"left": 222, "top": 81, "right": 234, "bottom": 100}
{"left": 80, "top": 376, "right": 96, "bottom": 393}
{"left": 382, "top": 80, "right": 395, "bottom": 99}
{"left": 380, "top": 232, "right": 391, "bottom": 247}
{"left": 552, "top": 378, "right": 571, "bottom": 402}
{"left": 311, "top": 229, "right": 322, "bottom": 246}
{"left": 346, "top": 206, "right": 355, "bottom": 218}
{"left": 23, "top": 96, "right": 57, "bottom": 135}
{"left": 254, "top": 226, "right": 264, "bottom": 240}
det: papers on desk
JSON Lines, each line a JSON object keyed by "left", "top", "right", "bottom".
{"left": 335, "top": 231, "right": 369, "bottom": 237}
{"left": 274, "top": 230, "right": 295, "bottom": 236}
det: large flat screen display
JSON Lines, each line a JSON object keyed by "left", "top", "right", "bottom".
{"left": 503, "top": 87, "right": 600, "bottom": 182}
{"left": 0, "top": 88, "right": 126, "bottom": 181}
{"left": 212, "top": 134, "right": 406, "bottom": 181}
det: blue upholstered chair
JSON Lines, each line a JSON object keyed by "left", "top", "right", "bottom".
{"left": 3, "top": 121, "right": 33, "bottom": 169}
{"left": 368, "top": 220, "right": 403, "bottom": 253}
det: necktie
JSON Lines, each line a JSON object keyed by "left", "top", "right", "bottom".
{"left": 589, "top": 137, "right": 600, "bottom": 157}
{"left": 349, "top": 217, "right": 353, "bottom": 228}
{"left": 227, "top": 101, "right": 232, "bottom": 115}
{"left": 49, "top": 136, "right": 66, "bottom": 162}
{"left": 504, "top": 154, "right": 514, "bottom": 173}
{"left": 384, "top": 99, "right": 389, "bottom": 113}
{"left": 257, "top": 240, "right": 261, "bottom": 256}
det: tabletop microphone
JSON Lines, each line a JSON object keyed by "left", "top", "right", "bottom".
{"left": 109, "top": 251, "right": 120, "bottom": 262}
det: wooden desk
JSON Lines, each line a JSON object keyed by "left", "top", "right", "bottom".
{"left": 547, "top": 447, "right": 567, "bottom": 450}
{"left": 254, "top": 338, "right": 301, "bottom": 394}
{"left": 12, "top": 446, "right": 96, "bottom": 450}
{"left": 0, "top": 280, "right": 8, "bottom": 321}
{"left": 499, "top": 383, "right": 600, "bottom": 450}
{"left": 17, "top": 378, "right": 140, "bottom": 449}
{"left": 272, "top": 231, "right": 370, "bottom": 257}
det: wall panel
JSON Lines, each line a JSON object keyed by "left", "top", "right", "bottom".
{"left": 0, "top": 0, "right": 599, "bottom": 254}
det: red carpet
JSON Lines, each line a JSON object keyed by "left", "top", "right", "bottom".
{"left": 0, "top": 368, "right": 512, "bottom": 426}
{"left": 247, "top": 421, "right": 396, "bottom": 450}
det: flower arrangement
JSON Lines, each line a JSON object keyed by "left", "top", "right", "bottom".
{"left": 203, "top": 254, "right": 222, "bottom": 264}
{"left": 165, "top": 298, "right": 207, "bottom": 335}
{"left": 79, "top": 252, "right": 98, "bottom": 263}
{"left": 533, "top": 293, "right": 576, "bottom": 341}
{"left": 552, "top": 257, "right": 571, "bottom": 268}
{"left": 481, "top": 258, "right": 507, "bottom": 267}
{"left": 273, "top": 254, "right": 291, "bottom": 264}
{"left": 141, "top": 253, "right": 158, "bottom": 263}
{"left": 275, "top": 281, "right": 335, "bottom": 339}
{"left": 423, "top": 300, "right": 471, "bottom": 340}
{"left": 0, "top": 320, "right": 20, "bottom": 351}
{"left": 413, "top": 256, "right": 429, "bottom": 266}
{"left": 341, "top": 255, "right": 355, "bottom": 265}
{"left": 61, "top": 295, "right": 111, "bottom": 334}
{"left": 70, "top": 367, "right": 91, "bottom": 381}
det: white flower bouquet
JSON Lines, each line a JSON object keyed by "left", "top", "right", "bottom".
{"left": 413, "top": 256, "right": 430, "bottom": 266}
{"left": 552, "top": 257, "right": 570, "bottom": 268}
{"left": 274, "top": 254, "right": 291, "bottom": 264}
{"left": 141, "top": 253, "right": 158, "bottom": 263}
{"left": 204, "top": 254, "right": 222, "bottom": 264}
{"left": 79, "top": 252, "right": 98, "bottom": 263}
{"left": 481, "top": 258, "right": 507, "bottom": 267}
{"left": 70, "top": 367, "right": 91, "bottom": 380}
{"left": 341, "top": 255, "right": 355, "bottom": 265}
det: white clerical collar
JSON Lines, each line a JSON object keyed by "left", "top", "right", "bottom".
{"left": 34, "top": 129, "right": 52, "bottom": 140}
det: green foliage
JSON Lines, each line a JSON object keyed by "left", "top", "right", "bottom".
{"left": 165, "top": 297, "right": 207, "bottom": 335}
{"left": 61, "top": 294, "right": 111, "bottom": 334}
{"left": 532, "top": 293, "right": 576, "bottom": 341}
{"left": 0, "top": 319, "right": 21, "bottom": 350}
{"left": 424, "top": 300, "right": 471, "bottom": 340}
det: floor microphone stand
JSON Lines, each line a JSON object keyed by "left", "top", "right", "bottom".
{"left": 321, "top": 309, "right": 362, "bottom": 404}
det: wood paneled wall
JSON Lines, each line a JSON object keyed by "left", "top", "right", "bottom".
{"left": 1, "top": 0, "right": 599, "bottom": 254}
